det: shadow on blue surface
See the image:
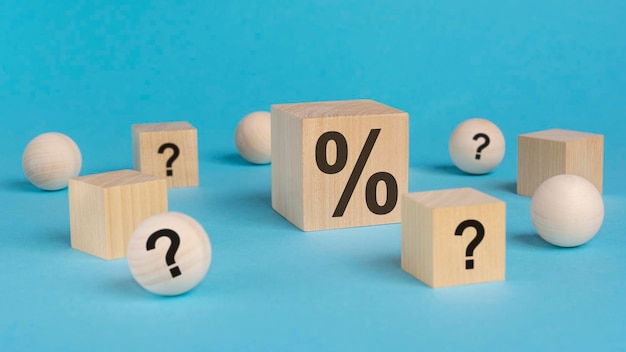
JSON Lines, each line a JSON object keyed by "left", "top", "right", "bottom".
{"left": 11, "top": 225, "right": 71, "bottom": 253}
{"left": 0, "top": 179, "right": 43, "bottom": 193}
{"left": 42, "top": 229, "right": 71, "bottom": 250}
{"left": 510, "top": 232, "right": 553, "bottom": 249}
{"left": 209, "top": 152, "right": 258, "bottom": 167}
{"left": 416, "top": 163, "right": 467, "bottom": 176}
{"left": 104, "top": 276, "right": 181, "bottom": 301}
{"left": 360, "top": 252, "right": 426, "bottom": 287}
{"left": 207, "top": 186, "right": 295, "bottom": 232}
{"left": 491, "top": 181, "right": 517, "bottom": 194}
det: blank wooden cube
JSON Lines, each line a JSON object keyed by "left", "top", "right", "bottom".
{"left": 133, "top": 122, "right": 199, "bottom": 188}
{"left": 272, "top": 100, "right": 408, "bottom": 231}
{"left": 401, "top": 188, "right": 506, "bottom": 288}
{"left": 517, "top": 129, "right": 603, "bottom": 197}
{"left": 69, "top": 169, "right": 168, "bottom": 260}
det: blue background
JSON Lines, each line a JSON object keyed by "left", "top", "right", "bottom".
{"left": 1, "top": 1, "right": 625, "bottom": 350}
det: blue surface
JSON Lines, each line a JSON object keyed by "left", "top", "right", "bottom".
{"left": 1, "top": 1, "right": 625, "bottom": 350}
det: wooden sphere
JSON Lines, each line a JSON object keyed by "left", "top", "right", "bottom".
{"left": 22, "top": 132, "right": 82, "bottom": 191}
{"left": 531, "top": 174, "right": 604, "bottom": 247}
{"left": 127, "top": 212, "right": 212, "bottom": 296}
{"left": 448, "top": 118, "right": 505, "bottom": 174}
{"left": 235, "top": 111, "right": 271, "bottom": 164}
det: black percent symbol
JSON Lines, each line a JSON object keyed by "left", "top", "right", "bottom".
{"left": 315, "top": 129, "right": 398, "bottom": 217}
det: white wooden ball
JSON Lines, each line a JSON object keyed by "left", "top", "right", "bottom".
{"left": 127, "top": 212, "right": 212, "bottom": 296}
{"left": 22, "top": 132, "right": 82, "bottom": 191}
{"left": 235, "top": 111, "right": 271, "bottom": 164}
{"left": 531, "top": 174, "right": 604, "bottom": 247}
{"left": 448, "top": 118, "right": 505, "bottom": 174}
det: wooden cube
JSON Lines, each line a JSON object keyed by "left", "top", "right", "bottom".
{"left": 517, "top": 129, "right": 603, "bottom": 197}
{"left": 401, "top": 188, "right": 506, "bottom": 288}
{"left": 69, "top": 169, "right": 168, "bottom": 260}
{"left": 132, "top": 122, "right": 199, "bottom": 188}
{"left": 271, "top": 100, "right": 408, "bottom": 231}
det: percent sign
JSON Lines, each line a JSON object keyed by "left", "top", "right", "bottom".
{"left": 315, "top": 129, "right": 398, "bottom": 217}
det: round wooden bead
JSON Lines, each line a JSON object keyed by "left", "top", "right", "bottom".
{"left": 127, "top": 212, "right": 212, "bottom": 296}
{"left": 235, "top": 111, "right": 271, "bottom": 164}
{"left": 531, "top": 174, "right": 604, "bottom": 247}
{"left": 448, "top": 118, "right": 505, "bottom": 174}
{"left": 22, "top": 132, "right": 82, "bottom": 191}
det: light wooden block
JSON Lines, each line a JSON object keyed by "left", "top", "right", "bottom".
{"left": 69, "top": 169, "right": 168, "bottom": 260}
{"left": 133, "top": 122, "right": 199, "bottom": 188}
{"left": 271, "top": 100, "right": 408, "bottom": 231}
{"left": 401, "top": 188, "right": 506, "bottom": 288}
{"left": 517, "top": 129, "right": 603, "bottom": 197}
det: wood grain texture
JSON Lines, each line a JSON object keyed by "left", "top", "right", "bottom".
{"left": 235, "top": 111, "right": 272, "bottom": 164}
{"left": 271, "top": 105, "right": 305, "bottom": 229}
{"left": 401, "top": 188, "right": 506, "bottom": 288}
{"left": 69, "top": 169, "right": 168, "bottom": 260}
{"left": 127, "top": 212, "right": 212, "bottom": 296}
{"left": 448, "top": 118, "right": 505, "bottom": 174}
{"left": 271, "top": 100, "right": 408, "bottom": 231}
{"left": 133, "top": 122, "right": 199, "bottom": 188}
{"left": 530, "top": 174, "right": 604, "bottom": 247}
{"left": 22, "top": 132, "right": 82, "bottom": 191}
{"left": 517, "top": 129, "right": 603, "bottom": 197}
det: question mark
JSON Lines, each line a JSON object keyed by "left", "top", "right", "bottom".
{"left": 158, "top": 143, "right": 180, "bottom": 176}
{"left": 454, "top": 219, "right": 485, "bottom": 270}
{"left": 472, "top": 133, "right": 490, "bottom": 160}
{"left": 146, "top": 229, "right": 182, "bottom": 278}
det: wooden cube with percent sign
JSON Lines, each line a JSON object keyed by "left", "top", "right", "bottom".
{"left": 132, "top": 121, "right": 199, "bottom": 188}
{"left": 517, "top": 129, "right": 603, "bottom": 197}
{"left": 271, "top": 99, "right": 408, "bottom": 231}
{"left": 401, "top": 188, "right": 506, "bottom": 288}
{"left": 69, "top": 169, "right": 168, "bottom": 260}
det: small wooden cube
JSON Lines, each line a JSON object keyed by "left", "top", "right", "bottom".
{"left": 517, "top": 129, "right": 603, "bottom": 197}
{"left": 401, "top": 188, "right": 506, "bottom": 288}
{"left": 271, "top": 100, "right": 408, "bottom": 231}
{"left": 132, "top": 122, "right": 199, "bottom": 188}
{"left": 69, "top": 169, "right": 168, "bottom": 260}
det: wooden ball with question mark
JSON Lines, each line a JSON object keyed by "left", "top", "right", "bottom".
{"left": 127, "top": 212, "right": 212, "bottom": 296}
{"left": 448, "top": 118, "right": 505, "bottom": 174}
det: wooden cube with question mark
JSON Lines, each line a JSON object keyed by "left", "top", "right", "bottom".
{"left": 69, "top": 169, "right": 168, "bottom": 260}
{"left": 517, "top": 129, "right": 603, "bottom": 197}
{"left": 132, "top": 122, "right": 199, "bottom": 188}
{"left": 401, "top": 187, "right": 505, "bottom": 288}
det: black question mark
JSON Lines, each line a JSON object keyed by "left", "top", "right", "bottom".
{"left": 454, "top": 219, "right": 485, "bottom": 270}
{"left": 146, "top": 229, "right": 182, "bottom": 278}
{"left": 158, "top": 143, "right": 180, "bottom": 176}
{"left": 472, "top": 133, "right": 490, "bottom": 160}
